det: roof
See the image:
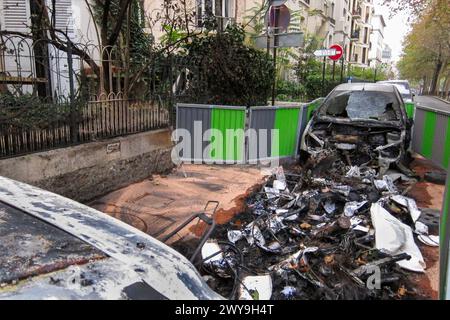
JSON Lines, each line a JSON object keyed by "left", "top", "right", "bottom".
{"left": 334, "top": 83, "right": 397, "bottom": 93}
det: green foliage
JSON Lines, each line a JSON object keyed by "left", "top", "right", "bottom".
{"left": 183, "top": 25, "right": 275, "bottom": 106}
{"left": 276, "top": 80, "right": 306, "bottom": 102}
{"left": 0, "top": 94, "right": 80, "bottom": 129}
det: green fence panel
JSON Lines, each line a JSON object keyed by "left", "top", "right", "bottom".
{"left": 405, "top": 102, "right": 415, "bottom": 119}
{"left": 210, "top": 107, "right": 246, "bottom": 162}
{"left": 306, "top": 98, "right": 324, "bottom": 121}
{"left": 444, "top": 118, "right": 450, "bottom": 169}
{"left": 272, "top": 108, "right": 300, "bottom": 157}
{"left": 421, "top": 110, "right": 438, "bottom": 159}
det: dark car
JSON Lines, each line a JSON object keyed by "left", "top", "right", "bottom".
{"left": 300, "top": 83, "right": 411, "bottom": 175}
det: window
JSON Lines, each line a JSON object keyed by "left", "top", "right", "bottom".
{"left": 331, "top": 2, "right": 335, "bottom": 17}
{"left": 196, "top": 0, "right": 234, "bottom": 27}
{"left": 362, "top": 47, "right": 367, "bottom": 64}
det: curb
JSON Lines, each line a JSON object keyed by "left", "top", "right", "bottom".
{"left": 432, "top": 96, "right": 450, "bottom": 105}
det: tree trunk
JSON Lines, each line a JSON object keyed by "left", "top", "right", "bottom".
{"left": 430, "top": 52, "right": 443, "bottom": 95}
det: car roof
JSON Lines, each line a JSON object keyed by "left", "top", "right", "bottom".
{"left": 333, "top": 83, "right": 397, "bottom": 93}
{"left": 377, "top": 80, "right": 410, "bottom": 85}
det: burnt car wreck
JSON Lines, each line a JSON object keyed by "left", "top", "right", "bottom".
{"left": 195, "top": 84, "right": 438, "bottom": 300}
{"left": 199, "top": 165, "right": 437, "bottom": 300}
{"left": 300, "top": 83, "right": 412, "bottom": 176}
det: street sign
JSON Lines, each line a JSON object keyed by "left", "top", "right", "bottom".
{"left": 270, "top": 0, "right": 287, "bottom": 5}
{"left": 329, "top": 44, "right": 344, "bottom": 61}
{"left": 314, "top": 48, "right": 337, "bottom": 57}
{"left": 265, "top": 4, "right": 291, "bottom": 32}
{"left": 254, "top": 32, "right": 304, "bottom": 49}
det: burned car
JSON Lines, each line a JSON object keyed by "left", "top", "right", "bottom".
{"left": 300, "top": 83, "right": 412, "bottom": 175}
{"left": 0, "top": 176, "right": 223, "bottom": 300}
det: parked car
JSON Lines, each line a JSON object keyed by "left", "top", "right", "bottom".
{"left": 300, "top": 83, "right": 411, "bottom": 175}
{"left": 0, "top": 176, "right": 223, "bottom": 300}
{"left": 377, "top": 80, "right": 415, "bottom": 103}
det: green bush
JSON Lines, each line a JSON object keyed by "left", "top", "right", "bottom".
{"left": 276, "top": 80, "right": 306, "bottom": 102}
{"left": 183, "top": 25, "right": 275, "bottom": 106}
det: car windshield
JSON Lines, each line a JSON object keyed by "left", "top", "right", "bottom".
{"left": 320, "top": 90, "right": 400, "bottom": 121}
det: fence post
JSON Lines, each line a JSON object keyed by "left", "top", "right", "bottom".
{"left": 67, "top": 41, "right": 78, "bottom": 144}
{"left": 168, "top": 55, "right": 175, "bottom": 128}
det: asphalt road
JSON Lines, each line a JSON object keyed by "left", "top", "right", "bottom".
{"left": 415, "top": 95, "right": 450, "bottom": 113}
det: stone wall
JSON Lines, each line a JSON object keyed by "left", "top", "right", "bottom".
{"left": 0, "top": 129, "right": 174, "bottom": 202}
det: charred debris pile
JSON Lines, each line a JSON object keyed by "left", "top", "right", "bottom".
{"left": 198, "top": 156, "right": 438, "bottom": 300}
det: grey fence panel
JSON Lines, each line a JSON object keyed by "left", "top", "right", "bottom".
{"left": 247, "top": 108, "right": 276, "bottom": 163}
{"left": 176, "top": 104, "right": 212, "bottom": 163}
{"left": 432, "top": 113, "right": 449, "bottom": 166}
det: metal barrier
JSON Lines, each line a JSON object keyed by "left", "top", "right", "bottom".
{"left": 176, "top": 101, "right": 324, "bottom": 164}
{"left": 247, "top": 105, "right": 307, "bottom": 163}
{"left": 441, "top": 170, "right": 450, "bottom": 299}
{"left": 176, "top": 104, "right": 246, "bottom": 163}
{"left": 412, "top": 104, "right": 450, "bottom": 170}
{"left": 405, "top": 102, "right": 415, "bottom": 119}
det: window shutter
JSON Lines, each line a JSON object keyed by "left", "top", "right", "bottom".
{"left": 1, "top": 0, "right": 30, "bottom": 32}
{"left": 46, "top": 0, "right": 74, "bottom": 37}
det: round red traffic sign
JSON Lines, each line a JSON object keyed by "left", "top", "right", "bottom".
{"left": 329, "top": 44, "right": 343, "bottom": 61}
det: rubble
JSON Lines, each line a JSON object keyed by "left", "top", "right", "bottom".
{"left": 198, "top": 160, "right": 436, "bottom": 300}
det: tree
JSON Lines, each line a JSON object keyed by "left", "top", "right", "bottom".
{"left": 183, "top": 25, "right": 274, "bottom": 106}
{"left": 397, "top": 0, "right": 450, "bottom": 94}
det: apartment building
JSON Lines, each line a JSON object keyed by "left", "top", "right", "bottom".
{"left": 348, "top": 0, "right": 373, "bottom": 67}
{"left": 368, "top": 13, "right": 386, "bottom": 67}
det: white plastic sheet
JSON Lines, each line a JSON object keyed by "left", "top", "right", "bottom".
{"left": 239, "top": 275, "right": 273, "bottom": 300}
{"left": 370, "top": 203, "right": 426, "bottom": 272}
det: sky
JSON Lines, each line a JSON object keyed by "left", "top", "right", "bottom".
{"left": 373, "top": 0, "right": 411, "bottom": 63}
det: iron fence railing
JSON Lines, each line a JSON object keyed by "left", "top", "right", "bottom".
{"left": 0, "top": 95, "right": 169, "bottom": 158}
{"left": 0, "top": 33, "right": 210, "bottom": 158}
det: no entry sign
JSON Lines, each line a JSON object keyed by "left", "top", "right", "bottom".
{"left": 329, "top": 44, "right": 343, "bottom": 61}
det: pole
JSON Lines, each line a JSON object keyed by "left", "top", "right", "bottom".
{"left": 67, "top": 40, "right": 78, "bottom": 144}
{"left": 271, "top": 6, "right": 279, "bottom": 106}
{"left": 439, "top": 171, "right": 450, "bottom": 299}
{"left": 321, "top": 56, "right": 326, "bottom": 97}
{"left": 340, "top": 58, "right": 344, "bottom": 83}
{"left": 374, "top": 66, "right": 377, "bottom": 82}
{"left": 332, "top": 60, "right": 336, "bottom": 81}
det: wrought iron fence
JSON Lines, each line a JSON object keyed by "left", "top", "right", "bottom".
{"left": 0, "top": 34, "right": 206, "bottom": 158}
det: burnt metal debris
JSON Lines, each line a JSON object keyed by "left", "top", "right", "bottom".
{"left": 197, "top": 154, "right": 437, "bottom": 300}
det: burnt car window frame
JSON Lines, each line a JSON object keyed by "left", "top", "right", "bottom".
{"left": 318, "top": 88, "right": 403, "bottom": 122}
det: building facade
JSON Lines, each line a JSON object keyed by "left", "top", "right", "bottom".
{"left": 368, "top": 13, "right": 385, "bottom": 67}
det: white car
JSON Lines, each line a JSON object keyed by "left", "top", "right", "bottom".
{"left": 377, "top": 80, "right": 415, "bottom": 103}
